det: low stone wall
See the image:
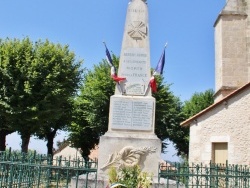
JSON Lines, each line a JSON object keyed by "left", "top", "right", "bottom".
{"left": 70, "top": 175, "right": 184, "bottom": 188}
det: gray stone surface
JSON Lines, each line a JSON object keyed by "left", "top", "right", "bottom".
{"left": 71, "top": 175, "right": 184, "bottom": 188}
{"left": 97, "top": 134, "right": 161, "bottom": 181}
{"left": 109, "top": 95, "right": 155, "bottom": 131}
{"left": 95, "top": 0, "right": 162, "bottom": 185}
{"left": 70, "top": 174, "right": 105, "bottom": 188}
{"left": 116, "top": 0, "right": 151, "bottom": 96}
{"left": 222, "top": 0, "right": 245, "bottom": 13}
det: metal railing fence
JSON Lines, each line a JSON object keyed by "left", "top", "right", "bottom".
{"left": 0, "top": 149, "right": 97, "bottom": 188}
{"left": 1, "top": 149, "right": 250, "bottom": 188}
{"left": 159, "top": 161, "right": 250, "bottom": 188}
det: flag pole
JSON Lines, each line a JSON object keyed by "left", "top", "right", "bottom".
{"left": 103, "top": 41, "right": 125, "bottom": 95}
{"left": 164, "top": 42, "right": 168, "bottom": 48}
{"left": 144, "top": 42, "right": 168, "bottom": 95}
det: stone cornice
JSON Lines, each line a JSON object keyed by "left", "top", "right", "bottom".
{"left": 214, "top": 11, "right": 247, "bottom": 27}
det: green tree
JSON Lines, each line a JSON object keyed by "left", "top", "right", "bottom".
{"left": 0, "top": 38, "right": 82, "bottom": 153}
{"left": 152, "top": 77, "right": 188, "bottom": 156}
{"left": 182, "top": 89, "right": 214, "bottom": 118}
{"left": 68, "top": 56, "right": 116, "bottom": 160}
{"left": 0, "top": 38, "right": 35, "bottom": 152}
{"left": 33, "top": 40, "right": 82, "bottom": 155}
{"left": 178, "top": 89, "right": 214, "bottom": 157}
{"left": 68, "top": 55, "right": 186, "bottom": 159}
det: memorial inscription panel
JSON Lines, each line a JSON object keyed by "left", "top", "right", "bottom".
{"left": 120, "top": 48, "right": 150, "bottom": 95}
{"left": 111, "top": 97, "right": 154, "bottom": 131}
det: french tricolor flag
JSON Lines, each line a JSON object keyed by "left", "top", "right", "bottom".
{"left": 150, "top": 43, "right": 167, "bottom": 93}
{"left": 104, "top": 42, "right": 126, "bottom": 82}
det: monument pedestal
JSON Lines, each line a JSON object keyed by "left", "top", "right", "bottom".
{"left": 96, "top": 94, "right": 162, "bottom": 184}
{"left": 97, "top": 132, "right": 162, "bottom": 181}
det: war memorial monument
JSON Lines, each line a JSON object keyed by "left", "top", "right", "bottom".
{"left": 98, "top": 0, "right": 162, "bottom": 184}
{"left": 73, "top": 0, "right": 164, "bottom": 187}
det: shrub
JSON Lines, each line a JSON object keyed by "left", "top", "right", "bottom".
{"left": 107, "top": 165, "right": 152, "bottom": 188}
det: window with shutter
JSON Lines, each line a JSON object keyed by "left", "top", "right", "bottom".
{"left": 212, "top": 143, "right": 228, "bottom": 164}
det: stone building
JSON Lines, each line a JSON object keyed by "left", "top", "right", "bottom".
{"left": 53, "top": 144, "right": 98, "bottom": 161}
{"left": 181, "top": 0, "right": 250, "bottom": 166}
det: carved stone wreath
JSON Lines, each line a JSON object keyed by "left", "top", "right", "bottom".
{"left": 101, "top": 146, "right": 156, "bottom": 170}
{"left": 127, "top": 21, "right": 147, "bottom": 40}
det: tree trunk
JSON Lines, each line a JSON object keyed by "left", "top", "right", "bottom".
{"left": 46, "top": 129, "right": 57, "bottom": 156}
{"left": 0, "top": 129, "right": 14, "bottom": 151}
{"left": 21, "top": 133, "right": 30, "bottom": 153}
{"left": 0, "top": 130, "right": 7, "bottom": 151}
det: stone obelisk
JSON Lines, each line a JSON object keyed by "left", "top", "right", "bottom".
{"left": 97, "top": 0, "right": 161, "bottom": 183}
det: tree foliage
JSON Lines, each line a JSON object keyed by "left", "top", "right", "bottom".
{"left": 0, "top": 38, "right": 36, "bottom": 152}
{"left": 0, "top": 38, "right": 82, "bottom": 153}
{"left": 152, "top": 77, "right": 188, "bottom": 156}
{"left": 68, "top": 54, "right": 187, "bottom": 159}
{"left": 176, "top": 89, "right": 214, "bottom": 157}
{"left": 182, "top": 89, "right": 214, "bottom": 119}
{"left": 68, "top": 56, "right": 116, "bottom": 160}
{"left": 32, "top": 40, "right": 82, "bottom": 155}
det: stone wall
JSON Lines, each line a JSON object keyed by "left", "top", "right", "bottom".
{"left": 214, "top": 8, "right": 248, "bottom": 102}
{"left": 214, "top": 0, "right": 250, "bottom": 102}
{"left": 189, "top": 88, "right": 250, "bottom": 166}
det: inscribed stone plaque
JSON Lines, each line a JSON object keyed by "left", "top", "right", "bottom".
{"left": 110, "top": 97, "right": 154, "bottom": 131}
{"left": 121, "top": 48, "right": 148, "bottom": 95}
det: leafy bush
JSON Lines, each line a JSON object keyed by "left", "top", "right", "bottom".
{"left": 107, "top": 165, "right": 152, "bottom": 188}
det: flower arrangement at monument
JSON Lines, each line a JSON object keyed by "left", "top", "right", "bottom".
{"left": 106, "top": 165, "right": 152, "bottom": 188}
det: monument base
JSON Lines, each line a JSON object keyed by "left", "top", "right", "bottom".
{"left": 71, "top": 174, "right": 185, "bottom": 188}
{"left": 97, "top": 132, "right": 162, "bottom": 182}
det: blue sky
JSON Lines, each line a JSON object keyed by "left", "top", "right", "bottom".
{"left": 1, "top": 0, "right": 225, "bottom": 160}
